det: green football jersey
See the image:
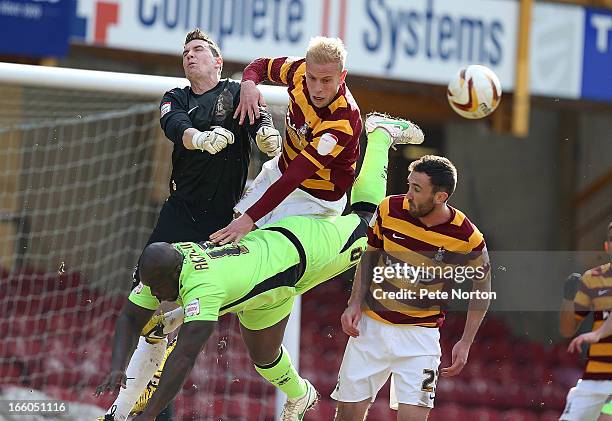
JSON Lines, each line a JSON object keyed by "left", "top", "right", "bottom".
{"left": 129, "top": 214, "right": 366, "bottom": 325}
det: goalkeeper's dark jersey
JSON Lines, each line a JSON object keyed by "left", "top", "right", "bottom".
{"left": 159, "top": 79, "right": 273, "bottom": 217}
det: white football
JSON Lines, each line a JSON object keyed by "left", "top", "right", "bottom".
{"left": 447, "top": 65, "right": 502, "bottom": 119}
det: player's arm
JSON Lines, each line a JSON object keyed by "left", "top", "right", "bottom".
{"left": 348, "top": 245, "right": 382, "bottom": 308}
{"left": 559, "top": 273, "right": 584, "bottom": 337}
{"left": 342, "top": 245, "right": 382, "bottom": 338}
{"left": 136, "top": 320, "right": 216, "bottom": 419}
{"left": 568, "top": 315, "right": 612, "bottom": 353}
{"left": 211, "top": 127, "right": 354, "bottom": 244}
{"left": 342, "top": 208, "right": 384, "bottom": 337}
{"left": 236, "top": 93, "right": 282, "bottom": 157}
{"left": 159, "top": 90, "right": 233, "bottom": 154}
{"left": 245, "top": 128, "right": 353, "bottom": 222}
{"left": 441, "top": 246, "right": 492, "bottom": 377}
{"left": 245, "top": 153, "right": 321, "bottom": 220}
{"left": 594, "top": 315, "right": 612, "bottom": 339}
{"left": 210, "top": 151, "right": 329, "bottom": 245}
{"left": 460, "top": 249, "right": 492, "bottom": 344}
{"left": 234, "top": 57, "right": 299, "bottom": 124}
{"left": 96, "top": 301, "right": 156, "bottom": 395}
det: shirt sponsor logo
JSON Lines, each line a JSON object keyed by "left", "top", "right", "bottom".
{"left": 185, "top": 299, "right": 200, "bottom": 316}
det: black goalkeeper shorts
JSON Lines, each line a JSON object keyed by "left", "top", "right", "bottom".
{"left": 132, "top": 196, "right": 233, "bottom": 286}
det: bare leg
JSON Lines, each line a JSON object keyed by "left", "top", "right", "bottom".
{"left": 240, "top": 315, "right": 290, "bottom": 365}
{"left": 335, "top": 399, "right": 371, "bottom": 421}
{"left": 397, "top": 403, "right": 431, "bottom": 421}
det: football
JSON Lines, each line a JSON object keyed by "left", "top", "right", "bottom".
{"left": 447, "top": 65, "right": 502, "bottom": 119}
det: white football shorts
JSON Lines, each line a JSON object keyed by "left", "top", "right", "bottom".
{"left": 234, "top": 155, "right": 346, "bottom": 227}
{"left": 559, "top": 379, "right": 612, "bottom": 421}
{"left": 331, "top": 314, "right": 441, "bottom": 409}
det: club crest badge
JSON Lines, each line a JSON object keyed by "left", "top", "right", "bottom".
{"left": 298, "top": 123, "right": 309, "bottom": 136}
{"left": 214, "top": 88, "right": 233, "bottom": 121}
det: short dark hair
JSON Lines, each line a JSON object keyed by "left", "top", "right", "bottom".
{"left": 185, "top": 28, "right": 221, "bottom": 59}
{"left": 408, "top": 155, "right": 457, "bottom": 197}
{"left": 138, "top": 242, "right": 177, "bottom": 282}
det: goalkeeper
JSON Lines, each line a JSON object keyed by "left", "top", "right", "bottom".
{"left": 96, "top": 115, "right": 418, "bottom": 421}
{"left": 156, "top": 27, "right": 281, "bottom": 244}
{"left": 103, "top": 28, "right": 283, "bottom": 421}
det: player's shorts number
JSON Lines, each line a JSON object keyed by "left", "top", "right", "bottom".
{"left": 421, "top": 369, "right": 439, "bottom": 393}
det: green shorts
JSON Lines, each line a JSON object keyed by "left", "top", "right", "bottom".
{"left": 237, "top": 213, "right": 368, "bottom": 330}
{"left": 238, "top": 296, "right": 295, "bottom": 331}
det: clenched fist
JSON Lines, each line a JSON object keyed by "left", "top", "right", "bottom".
{"left": 256, "top": 126, "right": 282, "bottom": 157}
{"left": 192, "top": 127, "right": 234, "bottom": 154}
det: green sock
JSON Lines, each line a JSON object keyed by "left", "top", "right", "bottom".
{"left": 254, "top": 345, "right": 307, "bottom": 399}
{"left": 350, "top": 129, "right": 390, "bottom": 207}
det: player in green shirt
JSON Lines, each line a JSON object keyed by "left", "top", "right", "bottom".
{"left": 96, "top": 114, "right": 424, "bottom": 421}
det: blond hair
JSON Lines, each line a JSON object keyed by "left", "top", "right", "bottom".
{"left": 305, "top": 36, "right": 346, "bottom": 72}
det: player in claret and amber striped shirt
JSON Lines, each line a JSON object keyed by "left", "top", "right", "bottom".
{"left": 362, "top": 193, "right": 488, "bottom": 328}
{"left": 560, "top": 222, "right": 612, "bottom": 421}
{"left": 333, "top": 155, "right": 491, "bottom": 421}
{"left": 211, "top": 36, "right": 360, "bottom": 244}
{"left": 210, "top": 36, "right": 424, "bottom": 245}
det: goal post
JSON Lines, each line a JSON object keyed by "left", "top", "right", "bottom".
{"left": 0, "top": 62, "right": 289, "bottom": 103}
{"left": 0, "top": 62, "right": 297, "bottom": 420}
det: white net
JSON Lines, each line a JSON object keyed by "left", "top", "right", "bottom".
{"left": 0, "top": 79, "right": 285, "bottom": 420}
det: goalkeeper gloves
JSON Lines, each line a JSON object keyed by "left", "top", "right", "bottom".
{"left": 256, "top": 126, "right": 282, "bottom": 157}
{"left": 191, "top": 127, "right": 234, "bottom": 154}
{"left": 564, "top": 272, "right": 582, "bottom": 300}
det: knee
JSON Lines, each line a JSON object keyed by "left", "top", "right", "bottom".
{"left": 396, "top": 404, "right": 431, "bottom": 421}
{"left": 248, "top": 345, "right": 281, "bottom": 367}
{"left": 335, "top": 402, "right": 368, "bottom": 421}
{"left": 334, "top": 404, "right": 347, "bottom": 421}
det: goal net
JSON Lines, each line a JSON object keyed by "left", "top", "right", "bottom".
{"left": 0, "top": 64, "right": 288, "bottom": 420}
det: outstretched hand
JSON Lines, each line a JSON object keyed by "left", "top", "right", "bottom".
{"left": 568, "top": 330, "right": 601, "bottom": 353}
{"left": 95, "top": 370, "right": 127, "bottom": 396}
{"left": 210, "top": 214, "right": 254, "bottom": 245}
{"left": 234, "top": 80, "right": 266, "bottom": 125}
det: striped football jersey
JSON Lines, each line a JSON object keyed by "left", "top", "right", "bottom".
{"left": 242, "top": 56, "right": 361, "bottom": 201}
{"left": 365, "top": 195, "right": 490, "bottom": 327}
{"left": 574, "top": 263, "right": 612, "bottom": 380}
